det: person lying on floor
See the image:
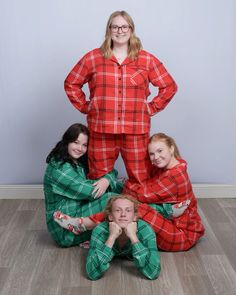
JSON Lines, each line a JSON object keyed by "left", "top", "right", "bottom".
{"left": 85, "top": 194, "right": 161, "bottom": 280}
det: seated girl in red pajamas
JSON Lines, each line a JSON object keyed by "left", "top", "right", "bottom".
{"left": 54, "top": 133, "right": 205, "bottom": 251}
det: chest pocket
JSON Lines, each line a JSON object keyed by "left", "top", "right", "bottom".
{"left": 129, "top": 68, "right": 147, "bottom": 86}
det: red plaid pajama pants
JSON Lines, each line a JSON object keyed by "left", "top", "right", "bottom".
{"left": 87, "top": 131, "right": 151, "bottom": 192}
{"left": 89, "top": 203, "right": 205, "bottom": 251}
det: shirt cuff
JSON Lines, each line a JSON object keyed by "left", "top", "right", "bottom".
{"left": 80, "top": 101, "right": 90, "bottom": 114}
{"left": 132, "top": 241, "right": 146, "bottom": 254}
{"left": 100, "top": 244, "right": 114, "bottom": 261}
{"left": 147, "top": 102, "right": 157, "bottom": 116}
{"left": 102, "top": 172, "right": 115, "bottom": 184}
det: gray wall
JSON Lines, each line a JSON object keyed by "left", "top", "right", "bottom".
{"left": 0, "top": 0, "right": 235, "bottom": 185}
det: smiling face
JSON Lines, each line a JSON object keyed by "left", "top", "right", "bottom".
{"left": 148, "top": 140, "right": 175, "bottom": 169}
{"left": 110, "top": 15, "right": 131, "bottom": 47}
{"left": 68, "top": 133, "right": 88, "bottom": 161}
{"left": 109, "top": 198, "right": 136, "bottom": 229}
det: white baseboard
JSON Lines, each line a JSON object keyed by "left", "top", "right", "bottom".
{"left": 0, "top": 185, "right": 43, "bottom": 199}
{"left": 0, "top": 184, "right": 236, "bottom": 199}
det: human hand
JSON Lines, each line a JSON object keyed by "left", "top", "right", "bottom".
{"left": 109, "top": 222, "right": 122, "bottom": 239}
{"left": 105, "top": 222, "right": 122, "bottom": 248}
{"left": 124, "top": 222, "right": 138, "bottom": 243}
{"left": 92, "top": 178, "right": 110, "bottom": 199}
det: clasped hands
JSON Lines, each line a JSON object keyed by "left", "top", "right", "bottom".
{"left": 109, "top": 221, "right": 138, "bottom": 244}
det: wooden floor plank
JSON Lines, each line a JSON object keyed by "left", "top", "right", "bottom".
{"left": 216, "top": 198, "right": 236, "bottom": 208}
{"left": 210, "top": 221, "right": 236, "bottom": 272}
{"left": 59, "top": 247, "right": 91, "bottom": 288}
{"left": 1, "top": 230, "right": 45, "bottom": 295}
{"left": 0, "top": 267, "right": 10, "bottom": 291}
{"left": 173, "top": 247, "right": 216, "bottom": 295}
{"left": 197, "top": 199, "right": 230, "bottom": 223}
{"left": 29, "top": 204, "right": 47, "bottom": 230}
{"left": 0, "top": 199, "right": 22, "bottom": 226}
{"left": 0, "top": 198, "right": 236, "bottom": 295}
{"left": 17, "top": 199, "right": 43, "bottom": 211}
{"left": 60, "top": 286, "right": 92, "bottom": 295}
{"left": 0, "top": 209, "right": 36, "bottom": 267}
{"left": 151, "top": 252, "right": 185, "bottom": 295}
{"left": 28, "top": 248, "right": 68, "bottom": 295}
{"left": 202, "top": 254, "right": 236, "bottom": 295}
{"left": 195, "top": 206, "right": 224, "bottom": 255}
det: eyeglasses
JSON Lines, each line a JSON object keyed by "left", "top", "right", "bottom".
{"left": 110, "top": 25, "right": 130, "bottom": 33}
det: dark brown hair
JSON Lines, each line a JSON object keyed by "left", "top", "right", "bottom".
{"left": 46, "top": 123, "right": 89, "bottom": 170}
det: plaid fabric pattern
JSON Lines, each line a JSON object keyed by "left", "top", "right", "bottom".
{"left": 64, "top": 48, "right": 177, "bottom": 134}
{"left": 131, "top": 159, "right": 203, "bottom": 204}
{"left": 138, "top": 202, "right": 204, "bottom": 251}
{"left": 90, "top": 159, "right": 205, "bottom": 251}
{"left": 86, "top": 220, "right": 161, "bottom": 280}
{"left": 43, "top": 159, "right": 122, "bottom": 247}
{"left": 87, "top": 131, "right": 151, "bottom": 187}
{"left": 148, "top": 203, "right": 173, "bottom": 219}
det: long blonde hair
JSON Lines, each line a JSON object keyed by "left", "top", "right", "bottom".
{"left": 149, "top": 133, "right": 181, "bottom": 159}
{"left": 100, "top": 11, "right": 142, "bottom": 60}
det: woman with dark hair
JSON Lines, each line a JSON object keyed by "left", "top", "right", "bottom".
{"left": 44, "top": 123, "right": 123, "bottom": 247}
{"left": 64, "top": 10, "right": 177, "bottom": 195}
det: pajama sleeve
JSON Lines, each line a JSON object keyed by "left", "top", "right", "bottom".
{"left": 132, "top": 221, "right": 161, "bottom": 280}
{"left": 136, "top": 172, "right": 178, "bottom": 204}
{"left": 102, "top": 169, "right": 124, "bottom": 194}
{"left": 86, "top": 223, "right": 115, "bottom": 280}
{"left": 64, "top": 53, "right": 92, "bottom": 114}
{"left": 136, "top": 163, "right": 189, "bottom": 204}
{"left": 147, "top": 55, "right": 177, "bottom": 116}
{"left": 47, "top": 161, "right": 120, "bottom": 201}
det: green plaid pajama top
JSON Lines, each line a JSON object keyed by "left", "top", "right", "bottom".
{"left": 86, "top": 220, "right": 161, "bottom": 280}
{"left": 44, "top": 159, "right": 123, "bottom": 247}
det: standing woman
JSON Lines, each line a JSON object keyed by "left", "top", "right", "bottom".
{"left": 44, "top": 123, "right": 122, "bottom": 247}
{"left": 64, "top": 11, "right": 177, "bottom": 194}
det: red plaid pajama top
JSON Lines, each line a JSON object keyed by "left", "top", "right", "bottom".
{"left": 91, "top": 159, "right": 205, "bottom": 251}
{"left": 127, "top": 159, "right": 205, "bottom": 250}
{"left": 64, "top": 48, "right": 177, "bottom": 134}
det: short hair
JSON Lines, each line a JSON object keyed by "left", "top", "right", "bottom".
{"left": 104, "top": 194, "right": 139, "bottom": 220}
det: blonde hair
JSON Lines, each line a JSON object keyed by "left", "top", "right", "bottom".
{"left": 104, "top": 194, "right": 139, "bottom": 220}
{"left": 100, "top": 11, "right": 142, "bottom": 60}
{"left": 149, "top": 133, "right": 181, "bottom": 159}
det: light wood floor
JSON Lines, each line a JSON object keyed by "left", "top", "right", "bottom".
{"left": 0, "top": 198, "right": 236, "bottom": 295}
